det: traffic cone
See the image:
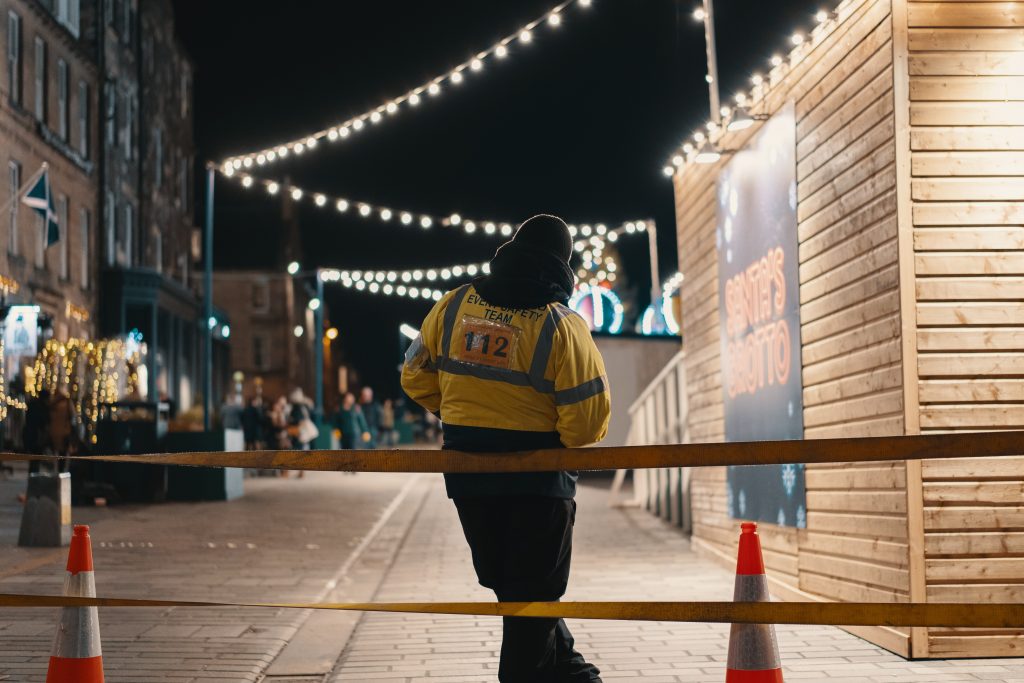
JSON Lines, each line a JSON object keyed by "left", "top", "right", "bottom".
{"left": 725, "top": 522, "right": 783, "bottom": 682}
{"left": 46, "top": 525, "right": 103, "bottom": 682}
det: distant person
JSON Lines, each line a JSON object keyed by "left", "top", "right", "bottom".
{"left": 221, "top": 393, "right": 244, "bottom": 430}
{"left": 380, "top": 399, "right": 396, "bottom": 446}
{"left": 358, "top": 386, "right": 382, "bottom": 447}
{"left": 401, "top": 214, "right": 610, "bottom": 682}
{"left": 331, "top": 392, "right": 370, "bottom": 451}
{"left": 287, "top": 388, "right": 318, "bottom": 479}
{"left": 241, "top": 397, "right": 265, "bottom": 450}
{"left": 48, "top": 390, "right": 74, "bottom": 458}
{"left": 23, "top": 390, "right": 51, "bottom": 476}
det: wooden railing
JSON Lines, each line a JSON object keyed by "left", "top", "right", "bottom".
{"left": 618, "top": 349, "right": 691, "bottom": 532}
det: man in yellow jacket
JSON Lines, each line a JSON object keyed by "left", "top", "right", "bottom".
{"left": 402, "top": 214, "right": 610, "bottom": 682}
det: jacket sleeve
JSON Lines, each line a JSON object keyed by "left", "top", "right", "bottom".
{"left": 551, "top": 313, "right": 611, "bottom": 448}
{"left": 400, "top": 292, "right": 452, "bottom": 415}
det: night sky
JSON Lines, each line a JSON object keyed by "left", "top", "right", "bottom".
{"left": 172, "top": 0, "right": 821, "bottom": 399}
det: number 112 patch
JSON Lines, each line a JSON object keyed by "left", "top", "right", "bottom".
{"left": 455, "top": 316, "right": 521, "bottom": 370}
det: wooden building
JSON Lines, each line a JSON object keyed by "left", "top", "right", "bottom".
{"left": 668, "top": 0, "right": 1024, "bottom": 659}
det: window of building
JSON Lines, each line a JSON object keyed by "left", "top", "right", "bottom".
{"left": 153, "top": 228, "right": 162, "bottom": 273}
{"left": 34, "top": 212, "right": 44, "bottom": 268}
{"left": 121, "top": 0, "right": 131, "bottom": 45}
{"left": 252, "top": 334, "right": 271, "bottom": 371}
{"left": 7, "top": 12, "right": 21, "bottom": 106}
{"left": 153, "top": 126, "right": 162, "bottom": 188}
{"left": 79, "top": 208, "right": 89, "bottom": 288}
{"left": 103, "top": 81, "right": 115, "bottom": 148}
{"left": 104, "top": 190, "right": 115, "bottom": 265}
{"left": 55, "top": 0, "right": 80, "bottom": 38}
{"left": 57, "top": 58, "right": 68, "bottom": 140}
{"left": 180, "top": 71, "right": 190, "bottom": 119}
{"left": 122, "top": 203, "right": 133, "bottom": 267}
{"left": 77, "top": 81, "right": 88, "bottom": 158}
{"left": 58, "top": 195, "right": 68, "bottom": 279}
{"left": 7, "top": 161, "right": 19, "bottom": 255}
{"left": 33, "top": 37, "right": 45, "bottom": 122}
{"left": 179, "top": 155, "right": 189, "bottom": 211}
{"left": 122, "top": 91, "right": 133, "bottom": 159}
{"left": 251, "top": 281, "right": 269, "bottom": 313}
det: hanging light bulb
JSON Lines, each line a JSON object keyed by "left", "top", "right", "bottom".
{"left": 327, "top": 128, "right": 339, "bottom": 141}
{"left": 500, "top": 223, "right": 513, "bottom": 236}
{"left": 241, "top": 176, "right": 253, "bottom": 188}
{"left": 314, "top": 193, "right": 326, "bottom": 206}
{"left": 420, "top": 216, "right": 433, "bottom": 228}
{"left": 728, "top": 105, "right": 758, "bottom": 132}
{"left": 294, "top": 142, "right": 305, "bottom": 154}
{"left": 267, "top": 182, "right": 279, "bottom": 195}
{"left": 370, "top": 111, "right": 383, "bottom": 124}
{"left": 470, "top": 58, "right": 483, "bottom": 71}
{"left": 450, "top": 70, "right": 464, "bottom": 84}
{"left": 548, "top": 12, "right": 561, "bottom": 26}
{"left": 791, "top": 32, "right": 805, "bottom": 45}
{"left": 519, "top": 29, "right": 533, "bottom": 43}
{"left": 386, "top": 101, "right": 398, "bottom": 114}
{"left": 692, "top": 7, "right": 706, "bottom": 21}
{"left": 485, "top": 222, "right": 496, "bottom": 234}
{"left": 449, "top": 213, "right": 462, "bottom": 225}
{"left": 770, "top": 54, "right": 783, "bottom": 66}
{"left": 409, "top": 92, "right": 421, "bottom": 106}
{"left": 352, "top": 119, "right": 365, "bottom": 130}
{"left": 380, "top": 208, "right": 393, "bottom": 221}
{"left": 339, "top": 126, "right": 351, "bottom": 138}
{"left": 401, "top": 212, "right": 413, "bottom": 225}
{"left": 465, "top": 222, "right": 477, "bottom": 234}
{"left": 495, "top": 44, "right": 509, "bottom": 58}
{"left": 359, "top": 204, "right": 372, "bottom": 217}
{"left": 336, "top": 199, "right": 349, "bottom": 212}
{"left": 428, "top": 82, "right": 441, "bottom": 96}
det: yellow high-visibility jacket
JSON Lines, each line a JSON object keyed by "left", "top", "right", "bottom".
{"left": 402, "top": 284, "right": 611, "bottom": 450}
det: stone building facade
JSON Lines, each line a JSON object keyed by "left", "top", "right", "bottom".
{"left": 1, "top": 0, "right": 99, "bottom": 346}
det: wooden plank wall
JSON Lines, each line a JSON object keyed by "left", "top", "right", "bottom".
{"left": 674, "top": 0, "right": 914, "bottom": 656}
{"left": 906, "top": 0, "right": 1024, "bottom": 659}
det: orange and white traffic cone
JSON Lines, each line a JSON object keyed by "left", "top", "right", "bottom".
{"left": 725, "top": 522, "right": 783, "bottom": 682}
{"left": 46, "top": 525, "right": 103, "bottom": 682}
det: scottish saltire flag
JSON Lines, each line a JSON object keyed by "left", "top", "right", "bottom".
{"left": 20, "top": 165, "right": 59, "bottom": 246}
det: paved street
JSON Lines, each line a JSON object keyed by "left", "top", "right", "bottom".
{"left": 1, "top": 466, "right": 1023, "bottom": 682}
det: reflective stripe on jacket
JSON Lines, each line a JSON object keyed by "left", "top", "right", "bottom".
{"left": 401, "top": 284, "right": 611, "bottom": 448}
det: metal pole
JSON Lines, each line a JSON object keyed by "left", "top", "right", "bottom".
{"left": 314, "top": 271, "right": 324, "bottom": 421}
{"left": 646, "top": 219, "right": 661, "bottom": 304}
{"left": 203, "top": 166, "right": 214, "bottom": 431}
{"left": 702, "top": 0, "right": 721, "bottom": 125}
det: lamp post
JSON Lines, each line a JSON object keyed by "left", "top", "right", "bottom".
{"left": 203, "top": 165, "right": 215, "bottom": 431}
{"left": 697, "top": 0, "right": 722, "bottom": 126}
{"left": 312, "top": 271, "right": 324, "bottom": 420}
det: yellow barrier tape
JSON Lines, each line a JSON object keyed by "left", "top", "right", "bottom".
{"left": 1, "top": 430, "right": 1022, "bottom": 473}
{"left": 0, "top": 594, "right": 1021, "bottom": 628}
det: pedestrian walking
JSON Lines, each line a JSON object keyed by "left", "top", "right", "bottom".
{"left": 401, "top": 214, "right": 610, "bottom": 682}
{"left": 331, "top": 392, "right": 370, "bottom": 450}
{"left": 241, "top": 397, "right": 265, "bottom": 450}
{"left": 359, "top": 386, "right": 382, "bottom": 447}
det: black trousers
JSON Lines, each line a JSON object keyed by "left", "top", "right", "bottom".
{"left": 454, "top": 496, "right": 602, "bottom": 683}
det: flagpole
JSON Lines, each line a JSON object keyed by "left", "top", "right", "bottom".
{"left": 0, "top": 163, "right": 46, "bottom": 216}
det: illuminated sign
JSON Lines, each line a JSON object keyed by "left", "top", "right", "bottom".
{"left": 716, "top": 101, "right": 806, "bottom": 528}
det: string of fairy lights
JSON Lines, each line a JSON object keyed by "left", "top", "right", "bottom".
{"left": 220, "top": 169, "right": 648, "bottom": 250}
{"left": 662, "top": 1, "right": 844, "bottom": 175}
{"left": 220, "top": 0, "right": 594, "bottom": 171}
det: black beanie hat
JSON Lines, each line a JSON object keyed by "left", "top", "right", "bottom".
{"left": 508, "top": 214, "right": 573, "bottom": 264}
